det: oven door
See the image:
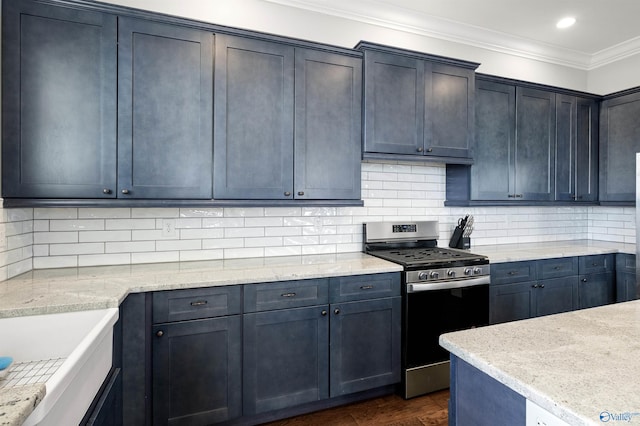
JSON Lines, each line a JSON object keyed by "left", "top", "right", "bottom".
{"left": 404, "top": 278, "right": 489, "bottom": 369}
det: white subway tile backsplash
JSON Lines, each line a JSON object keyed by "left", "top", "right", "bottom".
{"left": 79, "top": 230, "right": 131, "bottom": 243}
{"left": 79, "top": 253, "right": 132, "bottom": 267}
{"left": 131, "top": 251, "right": 179, "bottom": 264}
{"left": 106, "top": 219, "right": 156, "bottom": 230}
{"left": 78, "top": 208, "right": 131, "bottom": 219}
{"left": 50, "top": 219, "right": 105, "bottom": 232}
{"left": 0, "top": 161, "right": 635, "bottom": 276}
{"left": 106, "top": 241, "right": 156, "bottom": 253}
{"left": 50, "top": 243, "right": 104, "bottom": 256}
{"left": 34, "top": 208, "right": 77, "bottom": 220}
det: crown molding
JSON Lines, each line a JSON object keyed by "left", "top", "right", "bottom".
{"left": 263, "top": 0, "right": 637, "bottom": 71}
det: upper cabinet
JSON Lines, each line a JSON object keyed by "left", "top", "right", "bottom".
{"left": 470, "top": 80, "right": 556, "bottom": 201}
{"left": 2, "top": 1, "right": 213, "bottom": 200}
{"left": 214, "top": 35, "right": 362, "bottom": 201}
{"left": 118, "top": 18, "right": 213, "bottom": 199}
{"left": 447, "top": 76, "right": 600, "bottom": 205}
{"left": 2, "top": 0, "right": 117, "bottom": 198}
{"left": 357, "top": 42, "right": 478, "bottom": 164}
{"left": 555, "top": 96, "right": 599, "bottom": 202}
{"left": 599, "top": 89, "right": 640, "bottom": 204}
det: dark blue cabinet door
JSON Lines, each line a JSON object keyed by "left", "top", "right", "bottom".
{"left": 152, "top": 316, "right": 242, "bottom": 425}
{"left": 575, "top": 98, "right": 599, "bottom": 202}
{"left": 515, "top": 87, "right": 556, "bottom": 201}
{"left": 534, "top": 276, "right": 578, "bottom": 317}
{"left": 214, "top": 35, "right": 294, "bottom": 199}
{"left": 362, "top": 51, "right": 425, "bottom": 155}
{"left": 427, "top": 64, "right": 474, "bottom": 159}
{"left": 578, "top": 272, "right": 615, "bottom": 309}
{"left": 2, "top": 0, "right": 117, "bottom": 198}
{"left": 616, "top": 253, "right": 637, "bottom": 302}
{"left": 118, "top": 18, "right": 213, "bottom": 199}
{"left": 329, "top": 297, "right": 401, "bottom": 397}
{"left": 599, "top": 90, "right": 640, "bottom": 202}
{"left": 243, "top": 306, "right": 329, "bottom": 415}
{"left": 555, "top": 94, "right": 577, "bottom": 201}
{"left": 555, "top": 95, "right": 599, "bottom": 202}
{"left": 294, "top": 49, "right": 362, "bottom": 200}
{"left": 472, "top": 80, "right": 515, "bottom": 200}
{"left": 489, "top": 282, "right": 533, "bottom": 324}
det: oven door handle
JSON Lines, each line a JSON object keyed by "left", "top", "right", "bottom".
{"left": 406, "top": 276, "right": 490, "bottom": 293}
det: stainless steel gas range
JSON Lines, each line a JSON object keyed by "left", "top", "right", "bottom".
{"left": 363, "top": 220, "right": 490, "bottom": 399}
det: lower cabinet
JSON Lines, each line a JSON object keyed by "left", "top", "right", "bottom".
{"left": 152, "top": 317, "right": 242, "bottom": 425}
{"left": 151, "top": 286, "right": 243, "bottom": 425}
{"left": 81, "top": 368, "right": 122, "bottom": 426}
{"left": 490, "top": 255, "right": 615, "bottom": 324}
{"left": 142, "top": 273, "right": 401, "bottom": 424}
{"left": 616, "top": 253, "right": 637, "bottom": 302}
{"left": 243, "top": 274, "right": 401, "bottom": 416}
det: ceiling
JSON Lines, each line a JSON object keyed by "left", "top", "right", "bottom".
{"left": 263, "top": 0, "right": 640, "bottom": 70}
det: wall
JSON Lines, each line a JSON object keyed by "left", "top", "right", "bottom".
{"left": 101, "top": 0, "right": 594, "bottom": 92}
{"left": 0, "top": 161, "right": 633, "bottom": 281}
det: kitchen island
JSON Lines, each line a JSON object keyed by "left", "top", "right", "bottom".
{"left": 440, "top": 299, "right": 640, "bottom": 425}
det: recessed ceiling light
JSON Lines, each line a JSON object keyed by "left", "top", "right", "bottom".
{"left": 556, "top": 17, "right": 576, "bottom": 29}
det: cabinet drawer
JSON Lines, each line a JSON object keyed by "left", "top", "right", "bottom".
{"left": 579, "top": 254, "right": 614, "bottom": 274}
{"left": 329, "top": 273, "right": 400, "bottom": 302}
{"left": 491, "top": 262, "right": 536, "bottom": 285}
{"left": 153, "top": 286, "right": 241, "bottom": 323}
{"left": 244, "top": 279, "right": 329, "bottom": 312}
{"left": 616, "top": 253, "right": 635, "bottom": 273}
{"left": 537, "top": 257, "right": 578, "bottom": 279}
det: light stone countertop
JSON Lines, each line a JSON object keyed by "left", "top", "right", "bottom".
{"left": 470, "top": 239, "right": 635, "bottom": 263}
{"left": 440, "top": 300, "right": 640, "bottom": 426}
{"left": 0, "top": 241, "right": 635, "bottom": 425}
{"left": 0, "top": 384, "right": 45, "bottom": 426}
{"left": 0, "top": 252, "right": 401, "bottom": 425}
{"left": 0, "top": 252, "right": 403, "bottom": 319}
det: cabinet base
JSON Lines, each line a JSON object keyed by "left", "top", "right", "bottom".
{"left": 403, "top": 361, "right": 450, "bottom": 399}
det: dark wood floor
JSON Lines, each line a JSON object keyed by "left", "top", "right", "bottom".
{"left": 264, "top": 390, "right": 449, "bottom": 426}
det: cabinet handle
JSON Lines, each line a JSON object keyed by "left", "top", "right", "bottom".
{"left": 540, "top": 284, "right": 545, "bottom": 288}
{"left": 121, "top": 189, "right": 130, "bottom": 195}
{"left": 592, "top": 262, "right": 599, "bottom": 266}
{"left": 360, "top": 285, "right": 374, "bottom": 290}
{"left": 281, "top": 292, "right": 296, "bottom": 298}
{"left": 508, "top": 271, "right": 516, "bottom": 275}
{"left": 532, "top": 284, "right": 538, "bottom": 288}
{"left": 156, "top": 330, "right": 164, "bottom": 337}
{"left": 190, "top": 300, "right": 208, "bottom": 307}
{"left": 102, "top": 188, "right": 112, "bottom": 195}
{"left": 297, "top": 191, "right": 305, "bottom": 196}
{"left": 582, "top": 278, "right": 588, "bottom": 282}
{"left": 417, "top": 147, "right": 424, "bottom": 152}
{"left": 284, "top": 191, "right": 291, "bottom": 196}
{"left": 508, "top": 194, "right": 515, "bottom": 198}
{"left": 321, "top": 310, "right": 327, "bottom": 316}
{"left": 515, "top": 194, "right": 523, "bottom": 198}
{"left": 554, "top": 266, "right": 561, "bottom": 270}
{"left": 426, "top": 148, "right": 433, "bottom": 152}
{"left": 334, "top": 308, "right": 340, "bottom": 315}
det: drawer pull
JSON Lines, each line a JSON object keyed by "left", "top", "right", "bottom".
{"left": 592, "top": 262, "right": 599, "bottom": 266}
{"left": 508, "top": 271, "right": 516, "bottom": 275}
{"left": 281, "top": 292, "right": 296, "bottom": 298}
{"left": 190, "top": 300, "right": 208, "bottom": 307}
{"left": 360, "top": 285, "right": 374, "bottom": 290}
{"left": 554, "top": 266, "right": 561, "bottom": 270}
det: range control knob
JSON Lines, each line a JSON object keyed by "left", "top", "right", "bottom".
{"left": 464, "top": 268, "right": 473, "bottom": 276}
{"left": 447, "top": 270, "right": 456, "bottom": 277}
{"left": 430, "top": 271, "right": 440, "bottom": 279}
{"left": 474, "top": 267, "right": 483, "bottom": 275}
{"left": 418, "top": 272, "right": 428, "bottom": 280}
